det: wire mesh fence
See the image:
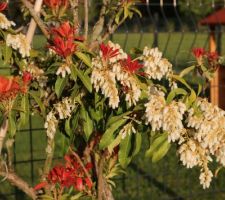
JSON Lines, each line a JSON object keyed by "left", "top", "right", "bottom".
{"left": 1, "top": 1, "right": 225, "bottom": 199}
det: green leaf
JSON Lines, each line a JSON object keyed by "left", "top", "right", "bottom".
{"left": 8, "top": 112, "right": 16, "bottom": 137}
{"left": 166, "top": 88, "right": 187, "bottom": 103}
{"left": 132, "top": 132, "right": 142, "bottom": 157}
{"left": 3, "top": 43, "right": 12, "bottom": 64}
{"left": 71, "top": 192, "right": 84, "bottom": 200}
{"left": 55, "top": 76, "right": 68, "bottom": 98}
{"left": 179, "top": 65, "right": 195, "bottom": 77}
{"left": 72, "top": 64, "right": 92, "bottom": 93}
{"left": 80, "top": 105, "right": 93, "bottom": 141}
{"left": 197, "top": 83, "right": 202, "bottom": 96}
{"left": 108, "top": 134, "right": 123, "bottom": 154}
{"left": 99, "top": 118, "right": 128, "bottom": 150}
{"left": 106, "top": 111, "right": 132, "bottom": 128}
{"left": 171, "top": 74, "right": 192, "bottom": 90}
{"left": 29, "top": 91, "right": 46, "bottom": 117}
{"left": 152, "top": 140, "right": 171, "bottom": 163}
{"left": 75, "top": 52, "right": 92, "bottom": 68}
{"left": 119, "top": 133, "right": 132, "bottom": 168}
{"left": 18, "top": 94, "right": 29, "bottom": 129}
{"left": 65, "top": 118, "right": 72, "bottom": 137}
{"left": 145, "top": 132, "right": 168, "bottom": 158}
{"left": 187, "top": 89, "right": 197, "bottom": 108}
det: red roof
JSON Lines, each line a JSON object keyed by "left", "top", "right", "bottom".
{"left": 200, "top": 8, "right": 225, "bottom": 25}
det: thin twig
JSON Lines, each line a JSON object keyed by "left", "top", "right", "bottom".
{"left": 69, "top": 147, "right": 93, "bottom": 184}
{"left": 26, "top": 0, "right": 44, "bottom": 45}
{"left": 0, "top": 118, "right": 8, "bottom": 156}
{"left": 91, "top": 0, "right": 110, "bottom": 42}
{"left": 21, "top": 0, "right": 49, "bottom": 39}
{"left": 0, "top": 170, "right": 37, "bottom": 200}
{"left": 69, "top": 0, "right": 79, "bottom": 25}
{"left": 97, "top": 157, "right": 104, "bottom": 200}
{"left": 84, "top": 0, "right": 88, "bottom": 40}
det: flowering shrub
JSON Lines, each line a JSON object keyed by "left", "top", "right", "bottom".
{"left": 0, "top": 1, "right": 225, "bottom": 200}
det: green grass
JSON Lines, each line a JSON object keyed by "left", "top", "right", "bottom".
{"left": 1, "top": 32, "right": 225, "bottom": 200}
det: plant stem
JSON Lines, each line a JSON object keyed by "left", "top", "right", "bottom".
{"left": 84, "top": 0, "right": 88, "bottom": 40}
{"left": 69, "top": 0, "right": 79, "bottom": 25}
{"left": 69, "top": 147, "right": 93, "bottom": 185}
{"left": 0, "top": 170, "right": 37, "bottom": 200}
{"left": 97, "top": 157, "right": 104, "bottom": 200}
{"left": 26, "top": 0, "right": 44, "bottom": 45}
{"left": 21, "top": 0, "right": 49, "bottom": 39}
{"left": 0, "top": 118, "right": 8, "bottom": 156}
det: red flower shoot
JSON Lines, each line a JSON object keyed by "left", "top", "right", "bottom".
{"left": 34, "top": 153, "right": 93, "bottom": 193}
{"left": 192, "top": 48, "right": 205, "bottom": 59}
{"left": 49, "top": 36, "right": 76, "bottom": 58}
{"left": 207, "top": 51, "right": 219, "bottom": 62}
{"left": 44, "top": 0, "right": 68, "bottom": 9}
{"left": 100, "top": 43, "right": 119, "bottom": 61}
{"left": 0, "top": 76, "right": 20, "bottom": 101}
{"left": 51, "top": 21, "right": 74, "bottom": 39}
{"left": 120, "top": 56, "right": 143, "bottom": 74}
{"left": 48, "top": 22, "right": 83, "bottom": 58}
{"left": 0, "top": 2, "right": 7, "bottom": 12}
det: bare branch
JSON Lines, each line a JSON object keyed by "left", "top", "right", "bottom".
{"left": 69, "top": 0, "right": 79, "bottom": 25}
{"left": 0, "top": 118, "right": 8, "bottom": 156}
{"left": 91, "top": 0, "right": 110, "bottom": 42}
{"left": 26, "top": 0, "right": 44, "bottom": 45}
{"left": 84, "top": 0, "right": 88, "bottom": 40}
{"left": 0, "top": 170, "right": 37, "bottom": 200}
{"left": 21, "top": 0, "right": 49, "bottom": 39}
{"left": 69, "top": 147, "right": 93, "bottom": 185}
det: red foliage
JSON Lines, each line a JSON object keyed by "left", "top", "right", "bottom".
{"left": 34, "top": 153, "right": 93, "bottom": 192}
{"left": 0, "top": 2, "right": 7, "bottom": 12}
{"left": 100, "top": 43, "right": 119, "bottom": 61}
{"left": 44, "top": 0, "right": 68, "bottom": 9}
{"left": 120, "top": 56, "right": 143, "bottom": 73}
{"left": 48, "top": 22, "right": 83, "bottom": 58}
{"left": 192, "top": 48, "right": 205, "bottom": 59}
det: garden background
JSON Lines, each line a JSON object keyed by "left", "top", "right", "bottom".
{"left": 1, "top": 0, "right": 225, "bottom": 199}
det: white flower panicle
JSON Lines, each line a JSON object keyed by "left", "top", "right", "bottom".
{"left": 0, "top": 13, "right": 15, "bottom": 29}
{"left": 199, "top": 168, "right": 213, "bottom": 189}
{"left": 119, "top": 122, "right": 136, "bottom": 139}
{"left": 91, "top": 67, "right": 119, "bottom": 109}
{"left": 145, "top": 87, "right": 186, "bottom": 142}
{"left": 54, "top": 97, "right": 76, "bottom": 120}
{"left": 142, "top": 47, "right": 172, "bottom": 80}
{"left": 44, "top": 111, "right": 58, "bottom": 141}
{"left": 6, "top": 33, "right": 30, "bottom": 57}
{"left": 145, "top": 88, "right": 165, "bottom": 131}
{"left": 91, "top": 41, "right": 142, "bottom": 108}
{"left": 44, "top": 97, "right": 76, "bottom": 154}
{"left": 56, "top": 64, "right": 71, "bottom": 78}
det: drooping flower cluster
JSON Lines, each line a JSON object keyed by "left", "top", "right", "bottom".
{"left": 145, "top": 87, "right": 186, "bottom": 143}
{"left": 91, "top": 41, "right": 143, "bottom": 108}
{"left": 142, "top": 47, "right": 172, "bottom": 80}
{"left": 44, "top": 97, "right": 76, "bottom": 153}
{"left": 173, "top": 98, "right": 225, "bottom": 189}
{"left": 34, "top": 153, "right": 93, "bottom": 193}
{"left": 6, "top": 33, "right": 31, "bottom": 57}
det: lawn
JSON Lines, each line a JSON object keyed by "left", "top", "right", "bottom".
{"left": 1, "top": 32, "right": 225, "bottom": 200}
